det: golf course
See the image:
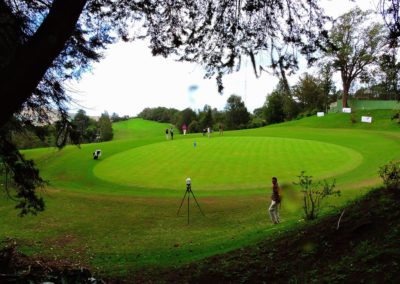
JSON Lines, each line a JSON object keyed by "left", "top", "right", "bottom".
{"left": 0, "top": 109, "right": 399, "bottom": 277}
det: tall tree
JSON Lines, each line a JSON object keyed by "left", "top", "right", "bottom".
{"left": 225, "top": 95, "right": 250, "bottom": 129}
{"left": 175, "top": 108, "right": 198, "bottom": 132}
{"left": 98, "top": 112, "right": 113, "bottom": 142}
{"left": 200, "top": 105, "right": 214, "bottom": 130}
{"left": 378, "top": 50, "right": 400, "bottom": 100}
{"left": 324, "top": 8, "right": 385, "bottom": 107}
{"left": 318, "top": 64, "right": 337, "bottom": 112}
{"left": 293, "top": 73, "right": 325, "bottom": 112}
{"left": 264, "top": 91, "right": 285, "bottom": 125}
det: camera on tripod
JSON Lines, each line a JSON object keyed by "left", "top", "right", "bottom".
{"left": 177, "top": 177, "right": 204, "bottom": 224}
{"left": 186, "top": 177, "right": 192, "bottom": 190}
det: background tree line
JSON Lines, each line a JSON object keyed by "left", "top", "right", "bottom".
{"left": 10, "top": 110, "right": 124, "bottom": 149}
{"left": 137, "top": 94, "right": 262, "bottom": 133}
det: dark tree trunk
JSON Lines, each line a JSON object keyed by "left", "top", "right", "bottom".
{"left": 341, "top": 71, "right": 351, "bottom": 108}
{"left": 342, "top": 84, "right": 350, "bottom": 108}
{"left": 0, "top": 0, "right": 88, "bottom": 127}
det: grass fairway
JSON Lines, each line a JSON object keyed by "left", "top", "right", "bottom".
{"left": 94, "top": 137, "right": 362, "bottom": 191}
{"left": 0, "top": 111, "right": 399, "bottom": 277}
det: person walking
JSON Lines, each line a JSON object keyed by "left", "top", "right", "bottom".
{"left": 182, "top": 124, "right": 187, "bottom": 135}
{"left": 170, "top": 127, "right": 174, "bottom": 140}
{"left": 269, "top": 177, "right": 281, "bottom": 224}
{"left": 207, "top": 126, "right": 211, "bottom": 138}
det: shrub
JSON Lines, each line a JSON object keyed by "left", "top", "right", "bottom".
{"left": 188, "top": 120, "right": 200, "bottom": 133}
{"left": 378, "top": 161, "right": 400, "bottom": 190}
{"left": 391, "top": 110, "right": 400, "bottom": 124}
{"left": 294, "top": 171, "right": 340, "bottom": 220}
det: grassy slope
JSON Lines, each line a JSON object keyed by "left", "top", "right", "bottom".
{"left": 135, "top": 187, "right": 400, "bottom": 283}
{"left": 0, "top": 111, "right": 399, "bottom": 277}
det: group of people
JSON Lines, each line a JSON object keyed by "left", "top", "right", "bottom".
{"left": 165, "top": 127, "right": 174, "bottom": 140}
{"left": 202, "top": 126, "right": 212, "bottom": 137}
{"left": 165, "top": 123, "right": 224, "bottom": 139}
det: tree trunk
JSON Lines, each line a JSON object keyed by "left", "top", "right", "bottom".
{"left": 341, "top": 72, "right": 351, "bottom": 108}
{"left": 0, "top": 0, "right": 88, "bottom": 127}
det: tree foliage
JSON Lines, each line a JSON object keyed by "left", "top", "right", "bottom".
{"left": 264, "top": 91, "right": 285, "bottom": 125}
{"left": 323, "top": 8, "right": 386, "bottom": 107}
{"left": 225, "top": 95, "right": 250, "bottom": 129}
{"left": 293, "top": 73, "right": 325, "bottom": 112}
{"left": 199, "top": 105, "right": 214, "bottom": 130}
{"left": 379, "top": 0, "right": 400, "bottom": 47}
{"left": 141, "top": 0, "right": 328, "bottom": 94}
{"left": 379, "top": 160, "right": 400, "bottom": 190}
{"left": 98, "top": 112, "right": 113, "bottom": 142}
{"left": 0, "top": 124, "right": 45, "bottom": 216}
{"left": 138, "top": 107, "right": 179, "bottom": 123}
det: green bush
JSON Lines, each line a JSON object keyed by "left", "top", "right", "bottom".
{"left": 378, "top": 161, "right": 400, "bottom": 190}
{"left": 391, "top": 110, "right": 400, "bottom": 124}
{"left": 294, "top": 171, "right": 340, "bottom": 220}
{"left": 296, "top": 108, "right": 319, "bottom": 120}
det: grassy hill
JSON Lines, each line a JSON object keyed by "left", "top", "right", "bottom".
{"left": 132, "top": 187, "right": 400, "bottom": 283}
{"left": 0, "top": 110, "right": 399, "bottom": 279}
{"left": 275, "top": 109, "right": 400, "bottom": 130}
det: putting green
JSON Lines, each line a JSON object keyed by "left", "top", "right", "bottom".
{"left": 93, "top": 137, "right": 363, "bottom": 191}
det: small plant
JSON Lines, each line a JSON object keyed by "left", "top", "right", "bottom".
{"left": 378, "top": 161, "right": 400, "bottom": 190}
{"left": 294, "top": 171, "right": 340, "bottom": 220}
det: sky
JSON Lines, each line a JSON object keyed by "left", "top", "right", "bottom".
{"left": 67, "top": 0, "right": 378, "bottom": 117}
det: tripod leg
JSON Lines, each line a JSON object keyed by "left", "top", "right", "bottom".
{"left": 177, "top": 190, "right": 188, "bottom": 216}
{"left": 188, "top": 190, "right": 190, "bottom": 224}
{"left": 190, "top": 189, "right": 205, "bottom": 216}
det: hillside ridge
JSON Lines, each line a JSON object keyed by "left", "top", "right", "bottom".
{"left": 132, "top": 187, "right": 400, "bottom": 283}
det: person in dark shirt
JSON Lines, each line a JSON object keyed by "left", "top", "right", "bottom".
{"left": 269, "top": 177, "right": 281, "bottom": 224}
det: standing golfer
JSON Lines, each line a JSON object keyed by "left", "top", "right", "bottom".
{"left": 165, "top": 128, "right": 169, "bottom": 140}
{"left": 170, "top": 127, "right": 174, "bottom": 140}
{"left": 269, "top": 177, "right": 281, "bottom": 224}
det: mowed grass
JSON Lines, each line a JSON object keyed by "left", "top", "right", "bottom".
{"left": 0, "top": 112, "right": 399, "bottom": 276}
{"left": 94, "top": 137, "right": 362, "bottom": 191}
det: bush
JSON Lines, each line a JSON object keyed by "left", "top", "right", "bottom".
{"left": 378, "top": 161, "right": 400, "bottom": 190}
{"left": 294, "top": 171, "right": 340, "bottom": 220}
{"left": 188, "top": 120, "right": 200, "bottom": 133}
{"left": 296, "top": 108, "right": 318, "bottom": 120}
{"left": 391, "top": 110, "right": 400, "bottom": 124}
{"left": 247, "top": 117, "right": 266, "bottom": 129}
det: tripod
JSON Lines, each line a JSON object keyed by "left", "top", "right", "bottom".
{"left": 177, "top": 184, "right": 205, "bottom": 224}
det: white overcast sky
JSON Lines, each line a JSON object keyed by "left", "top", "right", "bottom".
{"left": 67, "top": 0, "right": 378, "bottom": 117}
